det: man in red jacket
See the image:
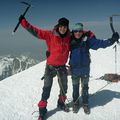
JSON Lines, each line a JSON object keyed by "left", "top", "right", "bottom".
{"left": 19, "top": 16, "right": 71, "bottom": 119}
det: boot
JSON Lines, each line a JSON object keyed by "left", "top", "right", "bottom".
{"left": 73, "top": 100, "right": 80, "bottom": 113}
{"left": 38, "top": 115, "right": 44, "bottom": 120}
{"left": 38, "top": 100, "right": 47, "bottom": 120}
{"left": 38, "top": 107, "right": 47, "bottom": 120}
{"left": 57, "top": 95, "right": 69, "bottom": 112}
{"left": 83, "top": 104, "right": 90, "bottom": 114}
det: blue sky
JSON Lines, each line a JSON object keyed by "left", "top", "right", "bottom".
{"left": 1, "top": 0, "right": 120, "bottom": 28}
{"left": 0, "top": 0, "right": 120, "bottom": 60}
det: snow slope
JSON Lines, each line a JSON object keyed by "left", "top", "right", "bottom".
{"left": 0, "top": 45, "right": 120, "bottom": 120}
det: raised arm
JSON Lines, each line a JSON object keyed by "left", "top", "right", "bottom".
{"left": 19, "top": 15, "right": 51, "bottom": 40}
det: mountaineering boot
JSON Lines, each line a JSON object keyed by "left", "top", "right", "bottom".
{"left": 38, "top": 107, "right": 47, "bottom": 120}
{"left": 83, "top": 104, "right": 90, "bottom": 114}
{"left": 57, "top": 100, "right": 69, "bottom": 112}
{"left": 72, "top": 101, "right": 80, "bottom": 113}
{"left": 38, "top": 100, "right": 47, "bottom": 120}
{"left": 57, "top": 95, "right": 69, "bottom": 112}
{"left": 38, "top": 116, "right": 44, "bottom": 120}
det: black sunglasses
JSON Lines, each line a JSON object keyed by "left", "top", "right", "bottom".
{"left": 73, "top": 30, "right": 82, "bottom": 33}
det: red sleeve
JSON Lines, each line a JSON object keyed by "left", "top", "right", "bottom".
{"left": 21, "top": 19, "right": 51, "bottom": 40}
{"left": 89, "top": 31, "right": 95, "bottom": 38}
{"left": 83, "top": 30, "right": 95, "bottom": 39}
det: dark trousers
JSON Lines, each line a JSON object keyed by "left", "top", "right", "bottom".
{"left": 41, "top": 64, "right": 68, "bottom": 101}
{"left": 72, "top": 75, "right": 89, "bottom": 104}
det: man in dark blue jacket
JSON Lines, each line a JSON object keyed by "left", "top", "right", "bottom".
{"left": 69, "top": 23, "right": 119, "bottom": 114}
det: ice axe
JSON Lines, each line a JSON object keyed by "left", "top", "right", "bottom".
{"left": 109, "top": 14, "right": 120, "bottom": 74}
{"left": 109, "top": 14, "right": 120, "bottom": 44}
{"left": 12, "top": 1, "right": 31, "bottom": 35}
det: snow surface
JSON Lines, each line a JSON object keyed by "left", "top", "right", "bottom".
{"left": 0, "top": 44, "right": 120, "bottom": 120}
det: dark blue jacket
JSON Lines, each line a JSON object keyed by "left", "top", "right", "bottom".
{"left": 69, "top": 32, "right": 113, "bottom": 77}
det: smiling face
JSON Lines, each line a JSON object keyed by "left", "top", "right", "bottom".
{"left": 73, "top": 30, "right": 83, "bottom": 39}
{"left": 58, "top": 25, "right": 68, "bottom": 35}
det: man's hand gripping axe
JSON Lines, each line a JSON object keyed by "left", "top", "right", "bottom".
{"left": 12, "top": 2, "right": 31, "bottom": 35}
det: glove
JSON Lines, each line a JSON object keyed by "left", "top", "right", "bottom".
{"left": 19, "top": 15, "right": 25, "bottom": 22}
{"left": 85, "top": 31, "right": 96, "bottom": 39}
{"left": 110, "top": 32, "right": 119, "bottom": 44}
{"left": 46, "top": 50, "right": 50, "bottom": 58}
{"left": 85, "top": 31, "right": 91, "bottom": 37}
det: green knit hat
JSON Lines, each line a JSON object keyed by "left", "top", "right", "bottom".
{"left": 72, "top": 23, "right": 83, "bottom": 31}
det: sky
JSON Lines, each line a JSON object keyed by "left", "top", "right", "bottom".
{"left": 0, "top": 0, "right": 120, "bottom": 60}
{"left": 0, "top": 46, "right": 120, "bottom": 120}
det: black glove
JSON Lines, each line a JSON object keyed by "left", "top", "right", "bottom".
{"left": 46, "top": 50, "right": 50, "bottom": 58}
{"left": 19, "top": 15, "right": 25, "bottom": 22}
{"left": 110, "top": 32, "right": 119, "bottom": 44}
{"left": 85, "top": 31, "right": 91, "bottom": 37}
{"left": 85, "top": 31, "right": 96, "bottom": 39}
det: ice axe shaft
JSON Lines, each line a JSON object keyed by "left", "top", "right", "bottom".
{"left": 109, "top": 16, "right": 115, "bottom": 33}
{"left": 110, "top": 14, "right": 120, "bottom": 74}
{"left": 12, "top": 2, "right": 31, "bottom": 35}
{"left": 109, "top": 15, "right": 120, "bottom": 44}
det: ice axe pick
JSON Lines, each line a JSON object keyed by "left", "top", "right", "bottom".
{"left": 12, "top": 1, "right": 31, "bottom": 35}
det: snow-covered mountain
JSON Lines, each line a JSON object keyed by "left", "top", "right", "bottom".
{"left": 0, "top": 55, "right": 38, "bottom": 81}
{"left": 0, "top": 45, "right": 120, "bottom": 120}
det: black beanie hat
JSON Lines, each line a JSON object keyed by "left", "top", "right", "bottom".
{"left": 58, "top": 17, "right": 69, "bottom": 27}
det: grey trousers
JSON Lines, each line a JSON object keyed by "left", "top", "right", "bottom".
{"left": 72, "top": 75, "right": 89, "bottom": 104}
{"left": 41, "top": 65, "right": 68, "bottom": 101}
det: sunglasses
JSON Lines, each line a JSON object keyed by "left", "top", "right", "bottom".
{"left": 73, "top": 30, "right": 82, "bottom": 33}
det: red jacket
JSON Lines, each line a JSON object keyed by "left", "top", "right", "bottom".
{"left": 21, "top": 19, "right": 71, "bottom": 66}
